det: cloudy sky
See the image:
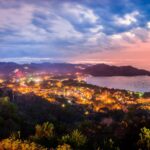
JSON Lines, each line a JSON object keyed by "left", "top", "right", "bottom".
{"left": 0, "top": 0, "right": 150, "bottom": 69}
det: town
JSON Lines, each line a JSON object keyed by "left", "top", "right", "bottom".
{"left": 0, "top": 68, "right": 149, "bottom": 115}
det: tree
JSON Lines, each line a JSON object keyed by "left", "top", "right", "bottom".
{"left": 35, "top": 122, "right": 54, "bottom": 139}
{"left": 137, "top": 127, "right": 150, "bottom": 150}
{"left": 0, "top": 97, "right": 21, "bottom": 138}
{"left": 30, "top": 122, "right": 55, "bottom": 148}
{"left": 61, "top": 129, "right": 87, "bottom": 148}
{"left": 0, "top": 97, "right": 17, "bottom": 118}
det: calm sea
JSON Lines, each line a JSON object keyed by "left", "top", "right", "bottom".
{"left": 85, "top": 76, "right": 150, "bottom": 92}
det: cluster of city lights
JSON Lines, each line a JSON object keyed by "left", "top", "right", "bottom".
{"left": 0, "top": 71, "right": 149, "bottom": 114}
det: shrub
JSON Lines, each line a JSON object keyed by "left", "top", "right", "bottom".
{"left": 0, "top": 138, "right": 47, "bottom": 150}
{"left": 56, "top": 143, "right": 72, "bottom": 150}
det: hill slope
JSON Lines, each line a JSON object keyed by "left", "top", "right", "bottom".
{"left": 0, "top": 62, "right": 150, "bottom": 76}
{"left": 83, "top": 64, "right": 150, "bottom": 76}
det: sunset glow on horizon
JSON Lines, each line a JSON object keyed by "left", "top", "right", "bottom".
{"left": 0, "top": 0, "right": 150, "bottom": 70}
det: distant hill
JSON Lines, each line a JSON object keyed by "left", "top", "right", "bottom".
{"left": 0, "top": 62, "right": 85, "bottom": 76}
{"left": 83, "top": 64, "right": 150, "bottom": 76}
{"left": 0, "top": 62, "right": 149, "bottom": 77}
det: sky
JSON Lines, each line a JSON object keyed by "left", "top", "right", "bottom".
{"left": 0, "top": 0, "right": 150, "bottom": 70}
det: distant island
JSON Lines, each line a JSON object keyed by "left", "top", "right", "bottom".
{"left": 0, "top": 62, "right": 150, "bottom": 77}
{"left": 83, "top": 64, "right": 150, "bottom": 76}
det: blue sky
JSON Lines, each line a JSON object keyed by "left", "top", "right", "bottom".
{"left": 0, "top": 0, "right": 150, "bottom": 69}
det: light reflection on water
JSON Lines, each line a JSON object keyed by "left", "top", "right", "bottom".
{"left": 86, "top": 76, "right": 150, "bottom": 92}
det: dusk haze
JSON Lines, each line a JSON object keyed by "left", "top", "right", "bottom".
{"left": 0, "top": 1, "right": 150, "bottom": 150}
